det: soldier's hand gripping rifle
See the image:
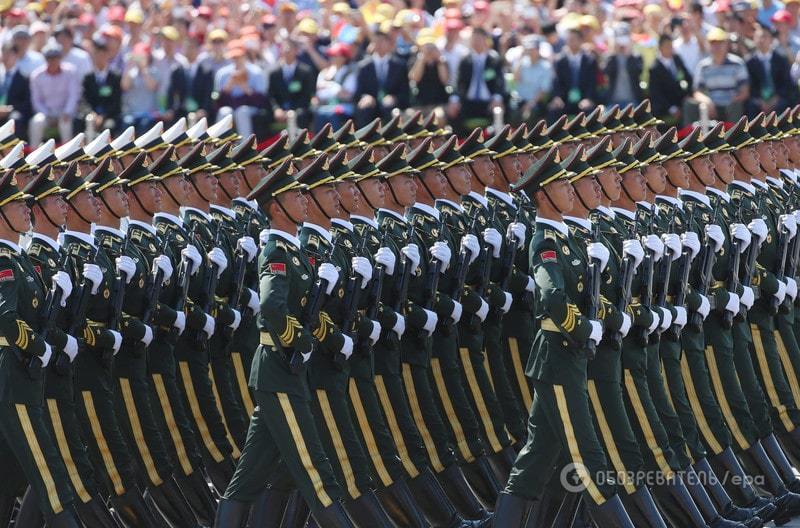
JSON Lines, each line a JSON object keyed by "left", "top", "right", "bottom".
{"left": 103, "top": 235, "right": 132, "bottom": 363}
{"left": 48, "top": 250, "right": 74, "bottom": 375}
{"left": 650, "top": 214, "right": 678, "bottom": 344}
{"left": 357, "top": 232, "right": 388, "bottom": 355}
{"left": 59, "top": 247, "right": 101, "bottom": 374}
{"left": 441, "top": 216, "right": 478, "bottom": 337}
{"left": 417, "top": 213, "right": 447, "bottom": 340}
{"left": 337, "top": 236, "right": 368, "bottom": 367}
{"left": 170, "top": 224, "right": 197, "bottom": 340}
{"left": 492, "top": 205, "right": 523, "bottom": 319}
{"left": 469, "top": 206, "right": 496, "bottom": 332}
{"left": 723, "top": 201, "right": 744, "bottom": 328}
{"left": 666, "top": 205, "right": 700, "bottom": 341}
{"left": 585, "top": 220, "right": 602, "bottom": 360}
{"left": 388, "top": 222, "right": 417, "bottom": 345}
{"left": 770, "top": 206, "right": 794, "bottom": 315}
{"left": 222, "top": 210, "right": 256, "bottom": 349}
{"left": 194, "top": 221, "right": 223, "bottom": 350}
{"left": 141, "top": 235, "right": 171, "bottom": 327}
{"left": 637, "top": 208, "right": 658, "bottom": 346}
{"left": 611, "top": 209, "right": 639, "bottom": 350}
{"left": 687, "top": 202, "right": 721, "bottom": 332}
{"left": 741, "top": 193, "right": 766, "bottom": 293}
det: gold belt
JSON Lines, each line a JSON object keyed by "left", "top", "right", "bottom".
{"left": 260, "top": 332, "right": 275, "bottom": 347}
{"left": 86, "top": 320, "right": 107, "bottom": 328}
{"left": 0, "top": 337, "right": 9, "bottom": 346}
{"left": 540, "top": 319, "right": 560, "bottom": 332}
{"left": 712, "top": 280, "right": 725, "bottom": 288}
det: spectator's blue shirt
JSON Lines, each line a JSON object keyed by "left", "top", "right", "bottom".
{"left": 516, "top": 56, "right": 553, "bottom": 102}
{"left": 214, "top": 62, "right": 267, "bottom": 98}
{"left": 694, "top": 53, "right": 749, "bottom": 106}
{"left": 759, "top": 0, "right": 785, "bottom": 28}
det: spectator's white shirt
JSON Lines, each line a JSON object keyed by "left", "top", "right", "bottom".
{"left": 30, "top": 62, "right": 80, "bottom": 117}
{"left": 63, "top": 46, "right": 93, "bottom": 80}
{"left": 152, "top": 49, "right": 189, "bottom": 98}
{"left": 17, "top": 50, "right": 45, "bottom": 78}
{"left": 675, "top": 34, "right": 705, "bottom": 75}
{"left": 438, "top": 39, "right": 468, "bottom": 87}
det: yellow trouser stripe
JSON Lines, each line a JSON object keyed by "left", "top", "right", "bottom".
{"left": 553, "top": 385, "right": 606, "bottom": 505}
{"left": 17, "top": 404, "right": 62, "bottom": 514}
{"left": 179, "top": 362, "right": 225, "bottom": 463}
{"left": 208, "top": 367, "right": 241, "bottom": 459}
{"left": 751, "top": 325, "right": 796, "bottom": 432}
{"left": 81, "top": 392, "right": 125, "bottom": 495}
{"left": 119, "top": 378, "right": 163, "bottom": 486}
{"left": 231, "top": 352, "right": 255, "bottom": 417}
{"left": 47, "top": 400, "right": 91, "bottom": 503}
{"left": 587, "top": 381, "right": 636, "bottom": 494}
{"left": 402, "top": 363, "right": 445, "bottom": 473}
{"left": 679, "top": 355, "right": 724, "bottom": 454}
{"left": 483, "top": 351, "right": 496, "bottom": 391}
{"left": 152, "top": 374, "right": 193, "bottom": 476}
{"left": 508, "top": 338, "right": 533, "bottom": 411}
{"left": 431, "top": 358, "right": 474, "bottom": 462}
{"left": 316, "top": 389, "right": 360, "bottom": 499}
{"left": 774, "top": 331, "right": 800, "bottom": 408}
{"left": 459, "top": 347, "right": 503, "bottom": 453}
{"left": 623, "top": 370, "right": 675, "bottom": 477}
{"left": 375, "top": 375, "right": 419, "bottom": 478}
{"left": 660, "top": 360, "right": 676, "bottom": 412}
{"left": 348, "top": 379, "right": 393, "bottom": 487}
{"left": 277, "top": 393, "right": 333, "bottom": 508}
{"left": 703, "top": 346, "right": 750, "bottom": 450}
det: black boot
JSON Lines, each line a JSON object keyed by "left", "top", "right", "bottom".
{"left": 214, "top": 497, "right": 250, "bottom": 528}
{"left": 280, "top": 490, "right": 311, "bottom": 528}
{"left": 407, "top": 467, "right": 480, "bottom": 527}
{"left": 551, "top": 492, "right": 582, "bottom": 527}
{"left": 206, "top": 458, "right": 235, "bottom": 496}
{"left": 739, "top": 441, "right": 800, "bottom": 526}
{"left": 486, "top": 447, "right": 514, "bottom": 483}
{"left": 693, "top": 458, "right": 763, "bottom": 527}
{"left": 248, "top": 487, "right": 291, "bottom": 527}
{"left": 762, "top": 434, "right": 800, "bottom": 487}
{"left": 682, "top": 467, "right": 751, "bottom": 528}
{"left": 492, "top": 492, "right": 531, "bottom": 526}
{"left": 311, "top": 501, "right": 356, "bottom": 528}
{"left": 585, "top": 494, "right": 635, "bottom": 528}
{"left": 46, "top": 509, "right": 81, "bottom": 528}
{"left": 710, "top": 447, "right": 778, "bottom": 522}
{"left": 436, "top": 465, "right": 490, "bottom": 521}
{"left": 75, "top": 494, "right": 122, "bottom": 528}
{"left": 653, "top": 475, "right": 710, "bottom": 528}
{"left": 524, "top": 485, "right": 568, "bottom": 528}
{"left": 147, "top": 477, "right": 199, "bottom": 526}
{"left": 343, "top": 490, "right": 397, "bottom": 526}
{"left": 460, "top": 457, "right": 501, "bottom": 508}
{"left": 374, "top": 479, "right": 428, "bottom": 527}
{"left": 15, "top": 486, "right": 44, "bottom": 528}
{"left": 620, "top": 487, "right": 667, "bottom": 528}
{"left": 175, "top": 470, "right": 217, "bottom": 525}
{"left": 110, "top": 488, "right": 163, "bottom": 528}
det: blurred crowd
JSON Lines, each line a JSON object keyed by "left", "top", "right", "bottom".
{"left": 3, "top": 0, "right": 800, "bottom": 145}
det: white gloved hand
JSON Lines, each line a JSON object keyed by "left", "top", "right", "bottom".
{"left": 229, "top": 309, "right": 241, "bottom": 331}
{"left": 430, "top": 241, "right": 452, "bottom": 272}
{"left": 52, "top": 270, "right": 72, "bottom": 307}
{"left": 786, "top": 277, "right": 798, "bottom": 302}
{"left": 705, "top": 224, "right": 725, "bottom": 252}
{"left": 259, "top": 228, "right": 270, "bottom": 245}
{"left": 238, "top": 236, "right": 258, "bottom": 262}
{"left": 369, "top": 320, "right": 381, "bottom": 346}
{"left": 623, "top": 239, "right": 645, "bottom": 269}
{"left": 461, "top": 234, "right": 480, "bottom": 265}
{"left": 642, "top": 234, "right": 665, "bottom": 261}
{"left": 475, "top": 298, "right": 489, "bottom": 322}
{"left": 673, "top": 306, "right": 687, "bottom": 329}
{"left": 525, "top": 276, "right": 535, "bottom": 294}
{"left": 109, "top": 330, "right": 122, "bottom": 355}
{"left": 662, "top": 233, "right": 682, "bottom": 261}
{"left": 141, "top": 325, "right": 153, "bottom": 347}
{"left": 40, "top": 342, "right": 52, "bottom": 367}
{"left": 340, "top": 334, "right": 354, "bottom": 360}
{"left": 246, "top": 288, "right": 260, "bottom": 315}
{"left": 422, "top": 308, "right": 438, "bottom": 336}
{"left": 401, "top": 243, "right": 420, "bottom": 272}
{"left": 730, "top": 223, "right": 752, "bottom": 253}
{"left": 62, "top": 335, "right": 78, "bottom": 362}
{"left": 115, "top": 255, "right": 136, "bottom": 284}
{"left": 748, "top": 218, "right": 768, "bottom": 245}
{"left": 795, "top": 209, "right": 800, "bottom": 226}
{"left": 589, "top": 320, "right": 603, "bottom": 345}
{"left": 725, "top": 292, "right": 740, "bottom": 316}
{"left": 587, "top": 242, "right": 610, "bottom": 272}
{"left": 508, "top": 222, "right": 526, "bottom": 248}
{"left": 172, "top": 311, "right": 186, "bottom": 335}
{"left": 318, "top": 262, "right": 339, "bottom": 295}
{"left": 208, "top": 247, "right": 228, "bottom": 277}
{"left": 182, "top": 245, "right": 202, "bottom": 275}
{"left": 154, "top": 255, "right": 173, "bottom": 284}
{"left": 740, "top": 286, "right": 755, "bottom": 310}
{"left": 500, "top": 291, "right": 513, "bottom": 313}
{"left": 392, "top": 313, "right": 405, "bottom": 338}
{"left": 647, "top": 311, "right": 660, "bottom": 334}
{"left": 82, "top": 263, "right": 103, "bottom": 295}
{"left": 374, "top": 247, "right": 396, "bottom": 276}
{"left": 619, "top": 312, "right": 632, "bottom": 338}
{"left": 781, "top": 213, "right": 798, "bottom": 238}
{"left": 202, "top": 313, "right": 215, "bottom": 338}
{"left": 681, "top": 232, "right": 701, "bottom": 260}
{"left": 450, "top": 301, "right": 463, "bottom": 324}
{"left": 697, "top": 294, "right": 711, "bottom": 320}
{"left": 775, "top": 280, "right": 787, "bottom": 304}
{"left": 483, "top": 228, "right": 502, "bottom": 258}
{"left": 351, "top": 256, "right": 373, "bottom": 288}
{"left": 658, "top": 307, "right": 673, "bottom": 332}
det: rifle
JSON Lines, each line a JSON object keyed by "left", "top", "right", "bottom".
{"left": 221, "top": 217, "right": 253, "bottom": 349}
{"left": 650, "top": 214, "right": 677, "bottom": 344}
{"left": 194, "top": 221, "right": 223, "bottom": 349}
{"left": 741, "top": 193, "right": 767, "bottom": 297}
{"left": 687, "top": 201, "right": 721, "bottom": 332}
{"left": 723, "top": 199, "right": 744, "bottom": 329}
{"left": 492, "top": 205, "right": 523, "bottom": 318}
{"left": 141, "top": 235, "right": 171, "bottom": 326}
{"left": 611, "top": 208, "right": 639, "bottom": 350}
{"left": 337, "top": 236, "right": 368, "bottom": 366}
{"left": 63, "top": 246, "right": 101, "bottom": 373}
{"left": 386, "top": 221, "right": 417, "bottom": 345}
{"left": 637, "top": 208, "right": 658, "bottom": 346}
{"left": 585, "top": 219, "right": 602, "bottom": 360}
{"left": 665, "top": 205, "right": 699, "bottom": 341}
{"left": 357, "top": 231, "right": 388, "bottom": 355}
{"left": 469, "top": 206, "right": 496, "bottom": 332}
{"left": 170, "top": 223, "right": 198, "bottom": 340}
{"left": 770, "top": 211, "right": 793, "bottom": 315}
{"left": 47, "top": 250, "right": 72, "bottom": 375}
{"left": 441, "top": 215, "right": 478, "bottom": 336}
{"left": 417, "top": 213, "right": 447, "bottom": 340}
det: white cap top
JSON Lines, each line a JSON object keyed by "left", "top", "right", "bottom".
{"left": 25, "top": 139, "right": 55, "bottom": 167}
{"left": 0, "top": 142, "right": 24, "bottom": 169}
{"left": 207, "top": 114, "right": 233, "bottom": 139}
{"left": 84, "top": 129, "right": 111, "bottom": 157}
{"left": 162, "top": 117, "right": 187, "bottom": 144}
{"left": 186, "top": 117, "right": 208, "bottom": 140}
{"left": 0, "top": 120, "right": 16, "bottom": 141}
{"left": 134, "top": 121, "right": 164, "bottom": 148}
{"left": 55, "top": 133, "right": 85, "bottom": 160}
{"left": 111, "top": 126, "right": 136, "bottom": 150}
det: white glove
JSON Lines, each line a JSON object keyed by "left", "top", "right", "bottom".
{"left": 725, "top": 292, "right": 740, "bottom": 316}
{"left": 401, "top": 243, "right": 420, "bottom": 272}
{"left": 238, "top": 236, "right": 258, "bottom": 262}
{"left": 697, "top": 294, "right": 711, "bottom": 320}
{"left": 673, "top": 306, "right": 687, "bottom": 329}
{"left": 246, "top": 288, "right": 260, "bottom": 315}
{"left": 181, "top": 245, "right": 202, "bottom": 275}
{"left": 786, "top": 277, "right": 798, "bottom": 302}
{"left": 647, "top": 311, "right": 660, "bottom": 334}
{"left": 430, "top": 241, "right": 452, "bottom": 272}
{"left": 705, "top": 224, "right": 725, "bottom": 252}
{"left": 589, "top": 320, "right": 603, "bottom": 346}
{"left": 450, "top": 301, "right": 463, "bottom": 324}
{"left": 681, "top": 232, "right": 701, "bottom": 260}
{"left": 781, "top": 213, "right": 798, "bottom": 238}
{"left": 109, "top": 330, "right": 122, "bottom": 355}
{"left": 795, "top": 209, "right": 800, "bottom": 226}
{"left": 40, "top": 342, "right": 52, "bottom": 367}
{"left": 208, "top": 247, "right": 228, "bottom": 277}
{"left": 154, "top": 255, "right": 173, "bottom": 284}
{"left": 318, "top": 262, "right": 340, "bottom": 295}
{"left": 351, "top": 256, "right": 373, "bottom": 288}
{"left": 483, "top": 228, "right": 502, "bottom": 258}
{"left": 587, "top": 242, "right": 610, "bottom": 272}
{"left": 508, "top": 222, "right": 526, "bottom": 249}
{"left": 619, "top": 312, "right": 632, "bottom": 338}
{"left": 52, "top": 270, "right": 72, "bottom": 307}
{"left": 642, "top": 234, "right": 665, "bottom": 261}
{"left": 741, "top": 286, "right": 755, "bottom": 310}
{"left": 475, "top": 298, "right": 489, "bottom": 322}
{"left": 340, "top": 334, "right": 354, "bottom": 360}
{"left": 392, "top": 313, "right": 405, "bottom": 338}
{"left": 259, "top": 228, "right": 270, "bottom": 245}
{"left": 525, "top": 275, "right": 535, "bottom": 293}
{"left": 730, "top": 223, "right": 752, "bottom": 253}
{"left": 63, "top": 335, "right": 78, "bottom": 362}
{"left": 774, "top": 280, "right": 787, "bottom": 304}
{"left": 202, "top": 313, "right": 215, "bottom": 338}
{"left": 748, "top": 218, "right": 768, "bottom": 246}
{"left": 500, "top": 291, "right": 513, "bottom": 314}
{"left": 368, "top": 320, "right": 381, "bottom": 346}
{"left": 141, "top": 325, "right": 153, "bottom": 347}
{"left": 374, "top": 247, "right": 396, "bottom": 276}
{"left": 172, "top": 311, "right": 186, "bottom": 335}
{"left": 229, "top": 309, "right": 241, "bottom": 331}
{"left": 422, "top": 308, "right": 438, "bottom": 336}
{"left": 661, "top": 233, "right": 682, "bottom": 261}
{"left": 658, "top": 307, "right": 673, "bottom": 332}
{"left": 82, "top": 263, "right": 103, "bottom": 295}
{"left": 623, "top": 239, "right": 645, "bottom": 269}
{"left": 460, "top": 234, "right": 480, "bottom": 265}
{"left": 115, "top": 255, "right": 136, "bottom": 284}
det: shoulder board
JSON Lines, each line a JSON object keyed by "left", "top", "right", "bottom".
{"left": 0, "top": 247, "right": 13, "bottom": 259}
{"left": 543, "top": 229, "right": 557, "bottom": 241}
{"left": 27, "top": 242, "right": 42, "bottom": 257}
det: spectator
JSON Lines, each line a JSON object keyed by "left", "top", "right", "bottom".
{"left": 29, "top": 43, "right": 80, "bottom": 146}
{"left": 0, "top": 41, "right": 32, "bottom": 139}
{"left": 746, "top": 24, "right": 796, "bottom": 115}
{"left": 268, "top": 38, "right": 316, "bottom": 129}
{"left": 193, "top": 29, "right": 232, "bottom": 120}
{"left": 549, "top": 28, "right": 599, "bottom": 119}
{"left": 11, "top": 26, "right": 44, "bottom": 78}
{"left": 451, "top": 27, "right": 506, "bottom": 130}
{"left": 439, "top": 18, "right": 468, "bottom": 87}
{"left": 152, "top": 26, "right": 189, "bottom": 114}
{"left": 409, "top": 29, "right": 450, "bottom": 112}
{"left": 602, "top": 23, "right": 644, "bottom": 106}
{"left": 215, "top": 44, "right": 267, "bottom": 137}
{"left": 692, "top": 27, "right": 750, "bottom": 122}
{"left": 120, "top": 42, "right": 163, "bottom": 133}
{"left": 649, "top": 33, "right": 694, "bottom": 125}
{"left": 760, "top": 0, "right": 786, "bottom": 28}
{"left": 314, "top": 42, "right": 357, "bottom": 130}
{"left": 54, "top": 25, "right": 92, "bottom": 81}
{"left": 513, "top": 35, "right": 553, "bottom": 123}
{"left": 353, "top": 29, "right": 410, "bottom": 127}
{"left": 772, "top": 9, "right": 800, "bottom": 59}
{"left": 295, "top": 18, "right": 330, "bottom": 76}
{"left": 675, "top": 12, "right": 708, "bottom": 75}
{"left": 81, "top": 36, "right": 122, "bottom": 134}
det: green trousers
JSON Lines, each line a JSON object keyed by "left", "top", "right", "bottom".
{"left": 483, "top": 314, "right": 526, "bottom": 443}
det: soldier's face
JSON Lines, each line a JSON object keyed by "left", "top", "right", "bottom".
{"left": 277, "top": 189, "right": 308, "bottom": 223}
{"left": 472, "top": 155, "right": 495, "bottom": 187}
{"left": 735, "top": 147, "right": 760, "bottom": 175}
{"left": 335, "top": 181, "right": 360, "bottom": 213}
{"left": 545, "top": 179, "right": 574, "bottom": 213}
{"left": 420, "top": 168, "right": 446, "bottom": 198}
{"left": 39, "top": 195, "right": 68, "bottom": 226}
{"left": 357, "top": 179, "right": 385, "bottom": 209}
{"left": 516, "top": 153, "right": 535, "bottom": 174}
{"left": 710, "top": 152, "right": 735, "bottom": 184}
{"left": 497, "top": 155, "right": 521, "bottom": 184}
{"left": 688, "top": 156, "right": 716, "bottom": 187}
{"left": 597, "top": 167, "right": 622, "bottom": 201}
{"left": 3, "top": 200, "right": 31, "bottom": 232}
{"left": 162, "top": 174, "right": 190, "bottom": 204}
{"left": 219, "top": 171, "right": 242, "bottom": 199}
{"left": 390, "top": 174, "right": 417, "bottom": 206}
{"left": 774, "top": 141, "right": 790, "bottom": 168}
{"left": 72, "top": 190, "right": 101, "bottom": 222}
{"left": 243, "top": 164, "right": 266, "bottom": 188}
{"left": 310, "top": 184, "right": 341, "bottom": 218}
{"left": 756, "top": 142, "right": 776, "bottom": 173}
{"left": 622, "top": 169, "right": 647, "bottom": 202}
{"left": 572, "top": 176, "right": 601, "bottom": 211}
{"left": 444, "top": 164, "right": 471, "bottom": 196}
{"left": 663, "top": 159, "right": 690, "bottom": 189}
{"left": 132, "top": 182, "right": 162, "bottom": 213}
{"left": 101, "top": 185, "right": 129, "bottom": 217}
{"left": 194, "top": 172, "right": 219, "bottom": 203}
{"left": 642, "top": 164, "right": 666, "bottom": 195}
{"left": 15, "top": 171, "right": 35, "bottom": 189}
{"left": 786, "top": 137, "right": 800, "bottom": 162}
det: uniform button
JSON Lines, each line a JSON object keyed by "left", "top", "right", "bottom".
{"left": 562, "top": 341, "right": 568, "bottom": 347}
